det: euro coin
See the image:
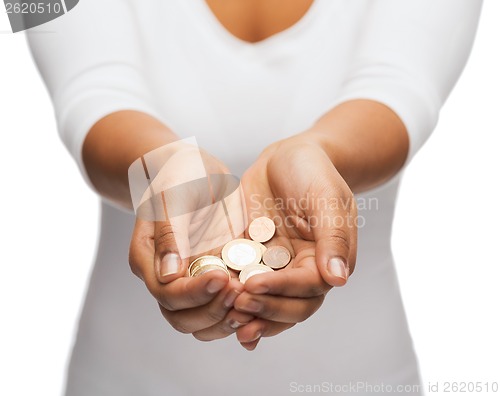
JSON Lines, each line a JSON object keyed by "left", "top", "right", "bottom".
{"left": 262, "top": 246, "right": 291, "bottom": 269}
{"left": 239, "top": 264, "right": 274, "bottom": 284}
{"left": 192, "top": 264, "right": 231, "bottom": 279}
{"left": 250, "top": 240, "right": 267, "bottom": 256}
{"left": 189, "top": 255, "right": 230, "bottom": 279}
{"left": 222, "top": 239, "right": 262, "bottom": 271}
{"left": 248, "top": 216, "right": 276, "bottom": 243}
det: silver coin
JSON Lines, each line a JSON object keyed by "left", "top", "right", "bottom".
{"left": 239, "top": 264, "right": 274, "bottom": 284}
{"left": 222, "top": 239, "right": 262, "bottom": 271}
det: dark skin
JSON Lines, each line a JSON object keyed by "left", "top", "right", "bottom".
{"left": 84, "top": 1, "right": 408, "bottom": 350}
{"left": 205, "top": 0, "right": 315, "bottom": 43}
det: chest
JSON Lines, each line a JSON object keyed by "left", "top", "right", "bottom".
{"left": 135, "top": 0, "right": 369, "bottom": 173}
{"left": 205, "top": 0, "right": 315, "bottom": 43}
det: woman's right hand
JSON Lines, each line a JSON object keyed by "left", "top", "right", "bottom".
{"left": 129, "top": 218, "right": 255, "bottom": 339}
{"left": 128, "top": 146, "right": 253, "bottom": 340}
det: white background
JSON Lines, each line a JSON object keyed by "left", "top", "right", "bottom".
{"left": 1, "top": 1, "right": 499, "bottom": 395}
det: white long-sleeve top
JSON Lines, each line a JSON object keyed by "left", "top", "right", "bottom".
{"left": 28, "top": 1, "right": 482, "bottom": 395}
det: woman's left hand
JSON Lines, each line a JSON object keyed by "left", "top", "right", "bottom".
{"left": 232, "top": 134, "right": 358, "bottom": 350}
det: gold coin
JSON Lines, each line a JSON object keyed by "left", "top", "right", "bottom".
{"left": 192, "top": 264, "right": 231, "bottom": 279}
{"left": 189, "top": 255, "right": 229, "bottom": 279}
{"left": 239, "top": 264, "right": 274, "bottom": 284}
{"left": 189, "top": 255, "right": 226, "bottom": 275}
{"left": 262, "top": 246, "right": 291, "bottom": 269}
{"left": 222, "top": 239, "right": 262, "bottom": 272}
{"left": 248, "top": 216, "right": 276, "bottom": 243}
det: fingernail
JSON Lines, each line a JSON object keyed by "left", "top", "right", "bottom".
{"left": 159, "top": 253, "right": 180, "bottom": 277}
{"left": 242, "top": 299, "right": 263, "bottom": 313}
{"left": 228, "top": 319, "right": 243, "bottom": 329}
{"left": 250, "top": 331, "right": 262, "bottom": 342}
{"left": 327, "top": 258, "right": 348, "bottom": 281}
{"left": 223, "top": 289, "right": 241, "bottom": 308}
{"left": 207, "top": 278, "right": 226, "bottom": 294}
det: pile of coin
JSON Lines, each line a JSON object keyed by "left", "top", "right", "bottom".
{"left": 188, "top": 216, "right": 292, "bottom": 284}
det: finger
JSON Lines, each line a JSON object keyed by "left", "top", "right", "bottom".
{"left": 158, "top": 279, "right": 244, "bottom": 334}
{"left": 131, "top": 219, "right": 229, "bottom": 310}
{"left": 311, "top": 175, "right": 356, "bottom": 287}
{"left": 152, "top": 270, "right": 230, "bottom": 311}
{"left": 192, "top": 309, "right": 255, "bottom": 341}
{"left": 129, "top": 217, "right": 191, "bottom": 286}
{"left": 243, "top": 253, "right": 330, "bottom": 297}
{"left": 240, "top": 339, "right": 261, "bottom": 351}
{"left": 236, "top": 318, "right": 295, "bottom": 344}
{"left": 154, "top": 219, "right": 191, "bottom": 283}
{"left": 234, "top": 291, "right": 325, "bottom": 323}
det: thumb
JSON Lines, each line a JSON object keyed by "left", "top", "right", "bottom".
{"left": 151, "top": 177, "right": 200, "bottom": 284}
{"left": 154, "top": 217, "right": 191, "bottom": 284}
{"left": 312, "top": 190, "right": 357, "bottom": 287}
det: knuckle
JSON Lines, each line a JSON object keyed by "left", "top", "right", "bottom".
{"left": 205, "top": 306, "right": 226, "bottom": 324}
{"left": 156, "top": 291, "right": 176, "bottom": 312}
{"left": 155, "top": 223, "right": 177, "bottom": 252}
{"left": 327, "top": 229, "right": 350, "bottom": 253}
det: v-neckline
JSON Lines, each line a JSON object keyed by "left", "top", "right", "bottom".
{"left": 191, "top": 0, "right": 324, "bottom": 51}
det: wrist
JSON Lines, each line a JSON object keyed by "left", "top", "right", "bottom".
{"left": 291, "top": 128, "right": 344, "bottom": 170}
